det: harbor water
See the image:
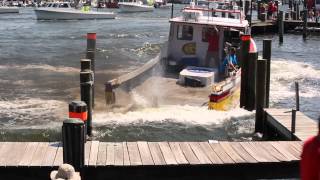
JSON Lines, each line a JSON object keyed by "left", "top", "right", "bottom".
{"left": 0, "top": 7, "right": 319, "bottom": 141}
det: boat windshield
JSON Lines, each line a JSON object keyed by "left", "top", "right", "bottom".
{"left": 59, "top": 3, "right": 70, "bottom": 8}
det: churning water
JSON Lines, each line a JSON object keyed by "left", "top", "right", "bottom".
{"left": 0, "top": 6, "right": 319, "bottom": 141}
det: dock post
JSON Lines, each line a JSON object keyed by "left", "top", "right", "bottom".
{"left": 240, "top": 35, "right": 251, "bottom": 108}
{"left": 289, "top": 0, "right": 292, "bottom": 9}
{"left": 278, "top": 11, "right": 284, "bottom": 43}
{"left": 81, "top": 59, "right": 91, "bottom": 71}
{"left": 246, "top": 52, "right": 257, "bottom": 111}
{"left": 80, "top": 71, "right": 93, "bottom": 136}
{"left": 291, "top": 109, "right": 296, "bottom": 140}
{"left": 105, "top": 82, "right": 115, "bottom": 105}
{"left": 62, "top": 118, "right": 85, "bottom": 171}
{"left": 296, "top": 3, "right": 300, "bottom": 20}
{"left": 171, "top": 3, "right": 174, "bottom": 18}
{"left": 257, "top": 1, "right": 261, "bottom": 20}
{"left": 295, "top": 82, "right": 300, "bottom": 111}
{"left": 87, "top": 33, "right": 96, "bottom": 52}
{"left": 263, "top": 39, "right": 272, "bottom": 108}
{"left": 86, "top": 50, "right": 95, "bottom": 108}
{"left": 255, "top": 58, "right": 267, "bottom": 133}
{"left": 303, "top": 10, "right": 308, "bottom": 39}
{"left": 69, "top": 101, "right": 88, "bottom": 139}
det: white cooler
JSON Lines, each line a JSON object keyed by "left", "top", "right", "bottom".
{"left": 179, "top": 66, "right": 218, "bottom": 87}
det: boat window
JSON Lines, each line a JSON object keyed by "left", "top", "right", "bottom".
{"left": 169, "top": 24, "right": 174, "bottom": 40}
{"left": 52, "top": 3, "right": 58, "bottom": 8}
{"left": 60, "top": 3, "right": 69, "bottom": 8}
{"left": 177, "top": 25, "right": 193, "bottom": 41}
{"left": 47, "top": 3, "right": 52, "bottom": 7}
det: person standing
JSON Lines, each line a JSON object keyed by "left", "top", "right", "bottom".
{"left": 205, "top": 26, "right": 219, "bottom": 67}
{"left": 300, "top": 118, "right": 320, "bottom": 180}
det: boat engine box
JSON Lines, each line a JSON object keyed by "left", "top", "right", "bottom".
{"left": 179, "top": 66, "right": 217, "bottom": 87}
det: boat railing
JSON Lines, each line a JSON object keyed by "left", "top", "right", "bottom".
{"left": 183, "top": 7, "right": 244, "bottom": 24}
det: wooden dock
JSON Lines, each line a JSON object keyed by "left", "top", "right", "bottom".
{"left": 265, "top": 108, "right": 318, "bottom": 141}
{"left": 0, "top": 140, "right": 301, "bottom": 179}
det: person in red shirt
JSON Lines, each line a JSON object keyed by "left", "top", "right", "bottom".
{"left": 300, "top": 117, "right": 320, "bottom": 180}
{"left": 205, "top": 26, "right": 219, "bottom": 67}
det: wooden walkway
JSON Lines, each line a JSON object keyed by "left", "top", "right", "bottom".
{"left": 0, "top": 141, "right": 301, "bottom": 167}
{"left": 265, "top": 108, "right": 318, "bottom": 141}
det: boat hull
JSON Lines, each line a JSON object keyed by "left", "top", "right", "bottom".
{"left": 0, "top": 7, "right": 19, "bottom": 13}
{"left": 118, "top": 3, "right": 154, "bottom": 12}
{"left": 34, "top": 8, "right": 116, "bottom": 20}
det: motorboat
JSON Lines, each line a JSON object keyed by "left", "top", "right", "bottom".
{"left": 34, "top": 2, "right": 116, "bottom": 20}
{"left": 118, "top": 0, "right": 154, "bottom": 12}
{"left": 162, "top": 1, "right": 256, "bottom": 110}
{"left": 154, "top": 0, "right": 171, "bottom": 8}
{"left": 0, "top": 6, "right": 19, "bottom": 13}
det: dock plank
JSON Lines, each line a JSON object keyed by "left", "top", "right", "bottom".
{"left": 127, "top": 142, "right": 142, "bottom": 166}
{"left": 30, "top": 142, "right": 49, "bottom": 166}
{"left": 220, "top": 142, "right": 245, "bottom": 163}
{"left": 168, "top": 142, "right": 188, "bottom": 165}
{"left": 148, "top": 142, "right": 166, "bottom": 165}
{"left": 250, "top": 142, "right": 279, "bottom": 162}
{"left": 19, "top": 142, "right": 39, "bottom": 166}
{"left": 189, "top": 142, "right": 211, "bottom": 164}
{"left": 53, "top": 143, "right": 63, "bottom": 166}
{"left": 106, "top": 142, "right": 115, "bottom": 165}
{"left": 42, "top": 142, "right": 59, "bottom": 167}
{"left": 277, "top": 141, "right": 301, "bottom": 159}
{"left": 6, "top": 142, "right": 28, "bottom": 166}
{"left": 123, "top": 142, "right": 130, "bottom": 166}
{"left": 179, "top": 142, "right": 200, "bottom": 165}
{"left": 137, "top": 141, "right": 154, "bottom": 165}
{"left": 96, "top": 142, "right": 107, "bottom": 166}
{"left": 199, "top": 142, "right": 223, "bottom": 164}
{"left": 209, "top": 142, "right": 234, "bottom": 164}
{"left": 0, "top": 142, "right": 15, "bottom": 166}
{"left": 262, "top": 142, "right": 289, "bottom": 162}
{"left": 270, "top": 142, "right": 299, "bottom": 161}
{"left": 240, "top": 142, "right": 269, "bottom": 162}
{"left": 85, "top": 141, "right": 92, "bottom": 166}
{"left": 158, "top": 142, "right": 177, "bottom": 165}
{"left": 89, "top": 141, "right": 99, "bottom": 166}
{"left": 229, "top": 142, "right": 257, "bottom": 163}
{"left": 114, "top": 143, "right": 124, "bottom": 166}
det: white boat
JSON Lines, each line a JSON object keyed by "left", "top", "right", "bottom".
{"left": 118, "top": 1, "right": 154, "bottom": 12}
{"left": 0, "top": 6, "right": 19, "bottom": 13}
{"left": 162, "top": 1, "right": 256, "bottom": 110}
{"left": 154, "top": 0, "right": 171, "bottom": 8}
{"left": 34, "top": 2, "right": 116, "bottom": 20}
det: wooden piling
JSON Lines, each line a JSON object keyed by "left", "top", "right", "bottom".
{"left": 69, "top": 101, "right": 88, "bottom": 138}
{"left": 81, "top": 59, "right": 91, "bottom": 71}
{"left": 255, "top": 58, "right": 267, "bottom": 133}
{"left": 295, "top": 82, "right": 300, "bottom": 111}
{"left": 296, "top": 3, "right": 300, "bottom": 20}
{"left": 86, "top": 50, "right": 95, "bottom": 108}
{"left": 240, "top": 35, "right": 251, "bottom": 108}
{"left": 62, "top": 118, "right": 85, "bottom": 171}
{"left": 291, "top": 109, "right": 296, "bottom": 140}
{"left": 87, "top": 33, "right": 96, "bottom": 52}
{"left": 80, "top": 71, "right": 93, "bottom": 136}
{"left": 171, "top": 3, "right": 174, "bottom": 18}
{"left": 278, "top": 11, "right": 284, "bottom": 43}
{"left": 246, "top": 52, "right": 258, "bottom": 111}
{"left": 303, "top": 10, "right": 307, "bottom": 39}
{"left": 262, "top": 39, "right": 272, "bottom": 108}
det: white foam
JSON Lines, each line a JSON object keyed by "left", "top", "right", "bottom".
{"left": 0, "top": 98, "right": 66, "bottom": 128}
{"left": 0, "top": 64, "right": 79, "bottom": 73}
{"left": 270, "top": 59, "right": 320, "bottom": 101}
{"left": 93, "top": 105, "right": 254, "bottom": 126}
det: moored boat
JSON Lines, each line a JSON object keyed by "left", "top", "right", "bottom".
{"left": 0, "top": 6, "right": 19, "bottom": 13}
{"left": 118, "top": 0, "right": 154, "bottom": 12}
{"left": 34, "top": 2, "right": 116, "bottom": 20}
{"left": 162, "top": 1, "right": 256, "bottom": 110}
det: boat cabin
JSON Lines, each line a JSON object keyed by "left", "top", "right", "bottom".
{"left": 166, "top": 3, "right": 249, "bottom": 77}
{"left": 45, "top": 2, "right": 72, "bottom": 8}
